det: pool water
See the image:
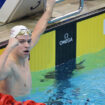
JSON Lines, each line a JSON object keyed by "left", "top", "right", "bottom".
{"left": 15, "top": 48, "right": 105, "bottom": 105}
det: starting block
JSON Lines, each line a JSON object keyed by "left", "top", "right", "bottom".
{"left": 0, "top": 0, "right": 46, "bottom": 24}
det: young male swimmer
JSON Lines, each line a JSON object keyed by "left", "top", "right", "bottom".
{"left": 0, "top": 0, "right": 55, "bottom": 97}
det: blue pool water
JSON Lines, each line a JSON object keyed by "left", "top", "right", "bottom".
{"left": 15, "top": 66, "right": 105, "bottom": 105}
{"left": 15, "top": 49, "right": 105, "bottom": 105}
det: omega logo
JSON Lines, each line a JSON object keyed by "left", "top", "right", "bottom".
{"left": 59, "top": 33, "right": 73, "bottom": 46}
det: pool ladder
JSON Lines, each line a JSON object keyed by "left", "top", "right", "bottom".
{"left": 49, "top": 0, "right": 84, "bottom": 23}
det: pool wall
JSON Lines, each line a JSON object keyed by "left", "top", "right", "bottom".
{"left": 30, "top": 22, "right": 76, "bottom": 72}
{"left": 77, "top": 13, "right": 105, "bottom": 57}
{"left": 30, "top": 8, "right": 105, "bottom": 72}
{"left": 0, "top": 8, "right": 105, "bottom": 72}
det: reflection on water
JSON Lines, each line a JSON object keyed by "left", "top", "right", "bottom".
{"left": 15, "top": 48, "right": 105, "bottom": 105}
{"left": 41, "top": 59, "right": 74, "bottom": 104}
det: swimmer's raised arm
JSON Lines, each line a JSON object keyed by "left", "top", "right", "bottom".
{"left": 0, "top": 38, "right": 19, "bottom": 80}
{"left": 31, "top": 0, "right": 56, "bottom": 48}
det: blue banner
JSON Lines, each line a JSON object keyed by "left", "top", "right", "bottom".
{"left": 0, "top": 0, "right": 6, "bottom": 8}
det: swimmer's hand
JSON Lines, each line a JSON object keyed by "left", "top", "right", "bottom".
{"left": 46, "top": 0, "right": 56, "bottom": 12}
{"left": 8, "top": 38, "right": 19, "bottom": 49}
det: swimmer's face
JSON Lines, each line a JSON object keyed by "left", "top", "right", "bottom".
{"left": 15, "top": 35, "right": 32, "bottom": 57}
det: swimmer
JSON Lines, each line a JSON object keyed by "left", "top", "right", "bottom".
{"left": 0, "top": 0, "right": 55, "bottom": 97}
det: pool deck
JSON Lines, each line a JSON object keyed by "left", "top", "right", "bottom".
{"left": 0, "top": 0, "right": 105, "bottom": 43}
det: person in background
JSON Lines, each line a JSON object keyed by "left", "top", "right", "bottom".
{"left": 0, "top": 0, "right": 55, "bottom": 97}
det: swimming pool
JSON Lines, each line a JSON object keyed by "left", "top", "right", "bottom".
{"left": 15, "top": 48, "right": 105, "bottom": 105}
{"left": 0, "top": 2, "right": 105, "bottom": 104}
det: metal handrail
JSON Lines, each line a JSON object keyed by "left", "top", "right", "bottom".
{"left": 49, "top": 0, "right": 84, "bottom": 23}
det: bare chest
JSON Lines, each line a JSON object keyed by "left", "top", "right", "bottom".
{"left": 8, "top": 62, "right": 32, "bottom": 90}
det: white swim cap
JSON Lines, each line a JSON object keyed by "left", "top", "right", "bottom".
{"left": 10, "top": 25, "right": 31, "bottom": 38}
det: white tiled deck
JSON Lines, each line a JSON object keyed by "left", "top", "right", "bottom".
{"left": 0, "top": 0, "right": 105, "bottom": 42}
